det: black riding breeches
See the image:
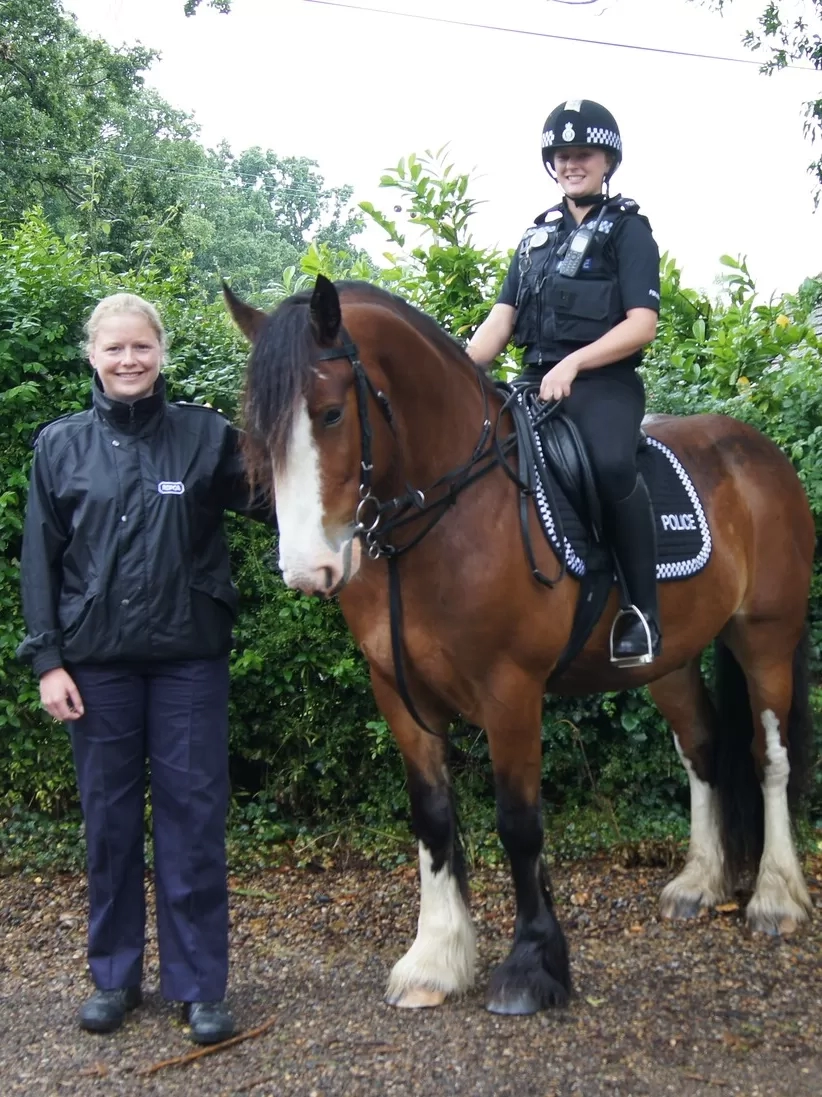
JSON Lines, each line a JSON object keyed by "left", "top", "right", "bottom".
{"left": 519, "top": 367, "right": 645, "bottom": 505}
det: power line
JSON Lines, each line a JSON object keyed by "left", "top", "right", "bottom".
{"left": 2, "top": 143, "right": 355, "bottom": 202}
{"left": 301, "top": 0, "right": 818, "bottom": 71}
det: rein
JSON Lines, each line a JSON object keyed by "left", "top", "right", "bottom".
{"left": 315, "top": 334, "right": 569, "bottom": 737}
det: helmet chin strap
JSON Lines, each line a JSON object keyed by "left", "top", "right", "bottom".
{"left": 570, "top": 176, "right": 610, "bottom": 208}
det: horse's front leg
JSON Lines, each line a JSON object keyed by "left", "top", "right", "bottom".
{"left": 483, "top": 674, "right": 571, "bottom": 1014}
{"left": 370, "top": 670, "right": 476, "bottom": 1009}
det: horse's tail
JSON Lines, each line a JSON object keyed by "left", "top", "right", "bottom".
{"left": 714, "top": 627, "right": 812, "bottom": 882}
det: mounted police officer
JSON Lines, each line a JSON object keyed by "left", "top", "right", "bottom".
{"left": 466, "top": 99, "right": 662, "bottom": 666}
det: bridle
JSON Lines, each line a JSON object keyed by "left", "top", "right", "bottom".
{"left": 314, "top": 330, "right": 568, "bottom": 736}
{"left": 316, "top": 331, "right": 503, "bottom": 564}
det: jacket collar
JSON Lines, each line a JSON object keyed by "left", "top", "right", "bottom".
{"left": 93, "top": 373, "right": 167, "bottom": 432}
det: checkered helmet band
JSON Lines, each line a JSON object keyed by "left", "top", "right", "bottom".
{"left": 541, "top": 99, "right": 623, "bottom": 178}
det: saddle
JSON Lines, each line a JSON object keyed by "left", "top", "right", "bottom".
{"left": 498, "top": 382, "right": 711, "bottom": 678}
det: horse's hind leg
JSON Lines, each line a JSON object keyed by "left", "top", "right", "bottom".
{"left": 649, "top": 659, "right": 731, "bottom": 918}
{"left": 370, "top": 671, "right": 476, "bottom": 1009}
{"left": 483, "top": 670, "right": 571, "bottom": 1014}
{"left": 727, "top": 623, "right": 813, "bottom": 934}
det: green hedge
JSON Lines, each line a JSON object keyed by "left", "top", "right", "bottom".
{"left": 1, "top": 212, "right": 820, "bottom": 859}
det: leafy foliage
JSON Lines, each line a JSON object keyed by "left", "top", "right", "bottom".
{"left": 1, "top": 133, "right": 820, "bottom": 861}
{"left": 0, "top": 0, "right": 365, "bottom": 298}
{"left": 359, "top": 148, "right": 511, "bottom": 340}
{"left": 698, "top": 1, "right": 822, "bottom": 192}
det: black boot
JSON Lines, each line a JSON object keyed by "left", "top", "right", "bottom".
{"left": 79, "top": 986, "right": 142, "bottom": 1033}
{"left": 607, "top": 476, "right": 662, "bottom": 667}
{"left": 183, "top": 1000, "right": 236, "bottom": 1045}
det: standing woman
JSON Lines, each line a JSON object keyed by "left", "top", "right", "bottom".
{"left": 466, "top": 100, "right": 662, "bottom": 666}
{"left": 17, "top": 293, "right": 272, "bottom": 1042}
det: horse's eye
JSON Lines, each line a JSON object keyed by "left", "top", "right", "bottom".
{"left": 322, "top": 407, "right": 343, "bottom": 428}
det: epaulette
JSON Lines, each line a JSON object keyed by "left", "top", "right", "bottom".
{"left": 31, "top": 412, "right": 75, "bottom": 448}
{"left": 534, "top": 203, "right": 565, "bottom": 227}
{"left": 605, "top": 195, "right": 641, "bottom": 215}
{"left": 174, "top": 400, "right": 228, "bottom": 416}
{"left": 604, "top": 195, "right": 652, "bottom": 233}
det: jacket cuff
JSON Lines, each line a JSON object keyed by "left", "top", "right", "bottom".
{"left": 17, "top": 630, "right": 63, "bottom": 673}
{"left": 31, "top": 648, "right": 64, "bottom": 677}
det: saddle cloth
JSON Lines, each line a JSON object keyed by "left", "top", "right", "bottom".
{"left": 527, "top": 410, "right": 712, "bottom": 582}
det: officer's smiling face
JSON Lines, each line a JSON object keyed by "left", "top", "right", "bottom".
{"left": 554, "top": 148, "right": 611, "bottom": 201}
{"left": 90, "top": 313, "right": 163, "bottom": 403}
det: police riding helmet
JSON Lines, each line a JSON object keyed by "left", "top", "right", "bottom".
{"left": 541, "top": 100, "right": 622, "bottom": 183}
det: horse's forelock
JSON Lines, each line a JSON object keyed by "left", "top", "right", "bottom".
{"left": 241, "top": 295, "right": 315, "bottom": 482}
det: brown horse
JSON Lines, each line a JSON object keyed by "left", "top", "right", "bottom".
{"left": 225, "top": 275, "right": 814, "bottom": 1015}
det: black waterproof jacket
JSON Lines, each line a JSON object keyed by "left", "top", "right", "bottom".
{"left": 17, "top": 375, "right": 272, "bottom": 677}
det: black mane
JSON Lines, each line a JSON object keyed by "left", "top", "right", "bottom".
{"left": 243, "top": 280, "right": 474, "bottom": 468}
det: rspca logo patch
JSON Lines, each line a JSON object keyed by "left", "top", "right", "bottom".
{"left": 157, "top": 481, "right": 185, "bottom": 495}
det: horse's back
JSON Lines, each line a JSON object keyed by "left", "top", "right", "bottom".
{"left": 645, "top": 411, "right": 808, "bottom": 498}
{"left": 645, "top": 411, "right": 815, "bottom": 583}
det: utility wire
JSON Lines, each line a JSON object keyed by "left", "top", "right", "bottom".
{"left": 301, "top": 0, "right": 817, "bottom": 71}
{"left": 1, "top": 144, "right": 353, "bottom": 201}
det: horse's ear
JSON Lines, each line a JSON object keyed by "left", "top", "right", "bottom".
{"left": 309, "top": 274, "right": 342, "bottom": 345}
{"left": 222, "top": 281, "right": 268, "bottom": 344}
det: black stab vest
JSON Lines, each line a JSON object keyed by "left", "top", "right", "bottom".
{"left": 511, "top": 196, "right": 648, "bottom": 365}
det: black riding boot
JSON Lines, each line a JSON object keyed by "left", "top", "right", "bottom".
{"left": 607, "top": 475, "right": 662, "bottom": 667}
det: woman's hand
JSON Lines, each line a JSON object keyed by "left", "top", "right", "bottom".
{"left": 539, "top": 357, "right": 579, "bottom": 402}
{"left": 40, "top": 668, "right": 85, "bottom": 722}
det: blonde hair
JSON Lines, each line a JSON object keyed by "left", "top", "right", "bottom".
{"left": 84, "top": 293, "right": 167, "bottom": 356}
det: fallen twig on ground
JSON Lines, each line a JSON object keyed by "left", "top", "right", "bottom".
{"left": 136, "top": 1014, "right": 278, "bottom": 1076}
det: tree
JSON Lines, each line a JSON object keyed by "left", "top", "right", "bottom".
{"left": 190, "top": 145, "right": 365, "bottom": 298}
{"left": 0, "top": 0, "right": 154, "bottom": 223}
{"left": 0, "top": 0, "right": 365, "bottom": 297}
{"left": 184, "top": 0, "right": 232, "bottom": 13}
{"left": 702, "top": 2, "right": 822, "bottom": 189}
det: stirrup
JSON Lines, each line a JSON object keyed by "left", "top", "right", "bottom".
{"left": 609, "top": 604, "right": 655, "bottom": 668}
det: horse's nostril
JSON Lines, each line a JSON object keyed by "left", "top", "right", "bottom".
{"left": 322, "top": 566, "right": 333, "bottom": 590}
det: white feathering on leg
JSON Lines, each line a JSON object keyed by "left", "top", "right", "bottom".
{"left": 661, "top": 734, "right": 729, "bottom": 915}
{"left": 747, "top": 710, "right": 812, "bottom": 932}
{"left": 386, "top": 843, "right": 476, "bottom": 1006}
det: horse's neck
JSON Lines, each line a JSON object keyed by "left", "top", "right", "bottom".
{"left": 382, "top": 330, "right": 493, "bottom": 488}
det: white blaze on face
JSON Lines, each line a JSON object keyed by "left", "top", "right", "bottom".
{"left": 274, "top": 397, "right": 360, "bottom": 594}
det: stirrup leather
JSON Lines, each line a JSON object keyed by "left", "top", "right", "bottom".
{"left": 609, "top": 604, "right": 655, "bottom": 668}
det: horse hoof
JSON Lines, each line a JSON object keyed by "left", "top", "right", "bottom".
{"left": 748, "top": 913, "right": 800, "bottom": 937}
{"left": 660, "top": 895, "right": 705, "bottom": 920}
{"left": 385, "top": 986, "right": 448, "bottom": 1009}
{"left": 486, "top": 989, "right": 541, "bottom": 1016}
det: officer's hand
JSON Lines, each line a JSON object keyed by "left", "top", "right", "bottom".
{"left": 539, "top": 359, "right": 579, "bottom": 402}
{"left": 40, "top": 668, "right": 85, "bottom": 722}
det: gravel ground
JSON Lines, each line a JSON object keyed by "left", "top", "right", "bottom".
{"left": 1, "top": 851, "right": 820, "bottom": 1097}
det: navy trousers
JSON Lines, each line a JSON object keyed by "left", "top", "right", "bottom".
{"left": 68, "top": 658, "right": 230, "bottom": 1002}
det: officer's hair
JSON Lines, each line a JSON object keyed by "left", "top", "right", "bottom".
{"left": 84, "top": 293, "right": 167, "bottom": 356}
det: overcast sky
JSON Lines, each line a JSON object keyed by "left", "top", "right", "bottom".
{"left": 65, "top": 0, "right": 822, "bottom": 299}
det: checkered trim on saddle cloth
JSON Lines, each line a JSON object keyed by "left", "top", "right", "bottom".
{"left": 531, "top": 432, "right": 712, "bottom": 583}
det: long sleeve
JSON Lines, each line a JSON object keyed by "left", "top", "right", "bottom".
{"left": 216, "top": 425, "right": 276, "bottom": 526}
{"left": 16, "top": 445, "right": 67, "bottom": 676}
